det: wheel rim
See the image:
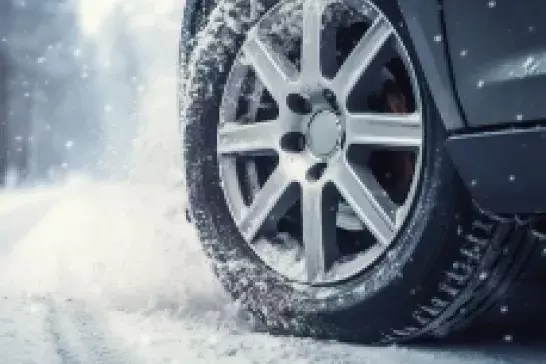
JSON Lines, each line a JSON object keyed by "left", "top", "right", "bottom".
{"left": 217, "top": 0, "right": 423, "bottom": 285}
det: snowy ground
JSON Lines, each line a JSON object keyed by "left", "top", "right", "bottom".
{"left": 0, "top": 181, "right": 544, "bottom": 364}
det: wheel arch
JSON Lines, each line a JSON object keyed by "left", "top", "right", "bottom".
{"left": 395, "top": 0, "right": 465, "bottom": 131}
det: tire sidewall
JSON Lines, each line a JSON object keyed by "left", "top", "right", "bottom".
{"left": 182, "top": 0, "right": 470, "bottom": 341}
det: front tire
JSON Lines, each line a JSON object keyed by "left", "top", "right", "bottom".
{"left": 181, "top": 0, "right": 526, "bottom": 343}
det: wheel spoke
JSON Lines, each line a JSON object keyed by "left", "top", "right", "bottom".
{"left": 333, "top": 16, "right": 392, "bottom": 101}
{"left": 301, "top": 0, "right": 330, "bottom": 83}
{"left": 301, "top": 183, "right": 338, "bottom": 282}
{"left": 242, "top": 31, "right": 298, "bottom": 103}
{"left": 238, "top": 166, "right": 298, "bottom": 242}
{"left": 331, "top": 160, "right": 397, "bottom": 245}
{"left": 218, "top": 121, "right": 280, "bottom": 155}
{"left": 345, "top": 112, "right": 422, "bottom": 148}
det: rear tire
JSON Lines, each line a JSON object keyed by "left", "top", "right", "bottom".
{"left": 181, "top": 0, "right": 527, "bottom": 343}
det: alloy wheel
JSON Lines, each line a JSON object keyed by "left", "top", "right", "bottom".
{"left": 217, "top": 0, "right": 423, "bottom": 284}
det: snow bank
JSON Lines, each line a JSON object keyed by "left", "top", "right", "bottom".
{"left": 0, "top": 182, "right": 229, "bottom": 316}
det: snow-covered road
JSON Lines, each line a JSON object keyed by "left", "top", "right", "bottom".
{"left": 0, "top": 181, "right": 543, "bottom": 363}
{"left": 3, "top": 0, "right": 543, "bottom": 361}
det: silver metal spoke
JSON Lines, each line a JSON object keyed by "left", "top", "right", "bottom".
{"left": 331, "top": 160, "right": 397, "bottom": 245}
{"left": 218, "top": 121, "right": 280, "bottom": 155}
{"left": 345, "top": 112, "right": 422, "bottom": 148}
{"left": 242, "top": 31, "right": 298, "bottom": 103}
{"left": 218, "top": 0, "right": 424, "bottom": 284}
{"left": 301, "top": 0, "right": 329, "bottom": 83}
{"left": 237, "top": 166, "right": 298, "bottom": 242}
{"left": 333, "top": 16, "right": 393, "bottom": 101}
{"left": 301, "top": 183, "right": 338, "bottom": 282}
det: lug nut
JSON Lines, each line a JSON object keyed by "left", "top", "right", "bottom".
{"left": 280, "top": 132, "right": 306, "bottom": 153}
{"left": 306, "top": 163, "right": 328, "bottom": 182}
{"left": 287, "top": 93, "right": 312, "bottom": 115}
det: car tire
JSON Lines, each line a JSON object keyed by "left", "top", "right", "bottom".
{"left": 180, "top": 0, "right": 530, "bottom": 343}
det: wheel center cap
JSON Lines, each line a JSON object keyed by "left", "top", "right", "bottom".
{"left": 307, "top": 110, "right": 343, "bottom": 158}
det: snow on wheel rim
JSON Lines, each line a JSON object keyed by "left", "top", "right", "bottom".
{"left": 217, "top": 0, "right": 423, "bottom": 285}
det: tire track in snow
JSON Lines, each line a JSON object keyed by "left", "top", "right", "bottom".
{"left": 44, "top": 296, "right": 139, "bottom": 364}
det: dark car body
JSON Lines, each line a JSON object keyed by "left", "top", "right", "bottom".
{"left": 182, "top": 0, "right": 546, "bottom": 214}
{"left": 399, "top": 0, "right": 546, "bottom": 214}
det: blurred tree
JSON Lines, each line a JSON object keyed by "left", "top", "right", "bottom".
{"left": 1, "top": 0, "right": 103, "bottom": 185}
{"left": 0, "top": 0, "right": 11, "bottom": 185}
{"left": 92, "top": 3, "right": 141, "bottom": 178}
